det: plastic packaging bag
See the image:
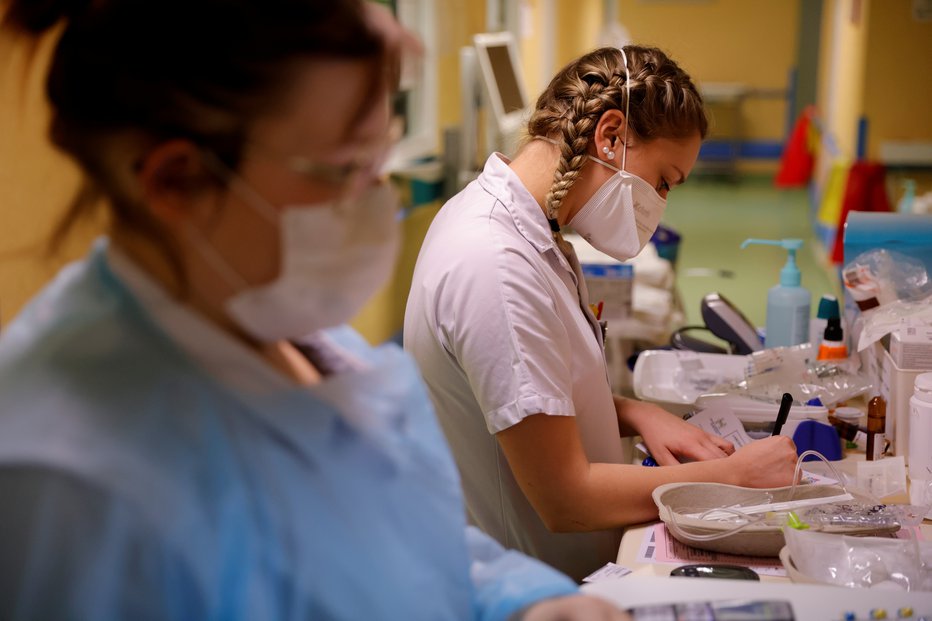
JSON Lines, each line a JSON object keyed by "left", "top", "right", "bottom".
{"left": 784, "top": 527, "right": 932, "bottom": 591}
{"left": 855, "top": 298, "right": 932, "bottom": 352}
{"left": 732, "top": 343, "right": 873, "bottom": 407}
{"left": 797, "top": 501, "right": 928, "bottom": 532}
{"left": 843, "top": 249, "right": 932, "bottom": 312}
{"left": 910, "top": 478, "right": 932, "bottom": 520}
{"left": 669, "top": 354, "right": 737, "bottom": 402}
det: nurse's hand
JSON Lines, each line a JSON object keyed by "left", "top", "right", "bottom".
{"left": 615, "top": 398, "right": 734, "bottom": 465}
{"left": 726, "top": 435, "right": 801, "bottom": 488}
{"left": 513, "top": 595, "right": 632, "bottom": 621}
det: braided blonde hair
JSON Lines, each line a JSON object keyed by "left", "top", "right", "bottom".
{"left": 527, "top": 45, "right": 708, "bottom": 228}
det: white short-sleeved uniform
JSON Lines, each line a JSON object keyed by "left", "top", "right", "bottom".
{"left": 404, "top": 154, "right": 624, "bottom": 581}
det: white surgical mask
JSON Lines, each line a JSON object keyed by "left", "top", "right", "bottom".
{"left": 568, "top": 157, "right": 667, "bottom": 261}
{"left": 190, "top": 171, "right": 400, "bottom": 343}
{"left": 568, "top": 47, "right": 667, "bottom": 261}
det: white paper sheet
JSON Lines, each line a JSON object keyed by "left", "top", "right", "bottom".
{"left": 582, "top": 562, "right": 634, "bottom": 583}
{"left": 685, "top": 408, "right": 754, "bottom": 448}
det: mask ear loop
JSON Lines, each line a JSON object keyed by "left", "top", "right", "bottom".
{"left": 187, "top": 151, "right": 280, "bottom": 293}
{"left": 619, "top": 46, "right": 630, "bottom": 173}
{"left": 200, "top": 150, "right": 279, "bottom": 224}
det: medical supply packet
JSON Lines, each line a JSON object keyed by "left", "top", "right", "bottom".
{"left": 784, "top": 526, "right": 932, "bottom": 591}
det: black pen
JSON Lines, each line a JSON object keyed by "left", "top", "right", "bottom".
{"left": 772, "top": 393, "right": 793, "bottom": 436}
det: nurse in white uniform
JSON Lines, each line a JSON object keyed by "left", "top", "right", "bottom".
{"left": 405, "top": 45, "right": 798, "bottom": 581}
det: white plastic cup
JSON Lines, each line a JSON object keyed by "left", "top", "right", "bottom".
{"left": 834, "top": 406, "right": 862, "bottom": 424}
{"left": 908, "top": 373, "right": 932, "bottom": 482}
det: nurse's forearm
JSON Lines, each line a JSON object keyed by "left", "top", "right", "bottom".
{"left": 546, "top": 459, "right": 741, "bottom": 532}
{"left": 498, "top": 414, "right": 738, "bottom": 532}
{"left": 497, "top": 413, "right": 798, "bottom": 534}
{"left": 613, "top": 395, "right": 677, "bottom": 437}
{"left": 539, "top": 434, "right": 798, "bottom": 532}
{"left": 613, "top": 396, "right": 642, "bottom": 437}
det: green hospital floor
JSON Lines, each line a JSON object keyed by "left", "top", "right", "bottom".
{"left": 662, "top": 175, "right": 841, "bottom": 340}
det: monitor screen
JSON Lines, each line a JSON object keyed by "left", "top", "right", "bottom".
{"left": 485, "top": 44, "right": 525, "bottom": 114}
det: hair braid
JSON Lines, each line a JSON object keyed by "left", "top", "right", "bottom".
{"left": 541, "top": 74, "right": 625, "bottom": 224}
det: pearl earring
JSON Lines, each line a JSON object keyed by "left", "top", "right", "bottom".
{"left": 602, "top": 145, "right": 615, "bottom": 160}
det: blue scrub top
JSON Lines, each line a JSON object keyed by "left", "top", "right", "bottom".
{"left": 0, "top": 241, "right": 576, "bottom": 620}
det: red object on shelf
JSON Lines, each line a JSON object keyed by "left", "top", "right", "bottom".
{"left": 775, "top": 106, "right": 815, "bottom": 187}
{"left": 830, "top": 161, "right": 892, "bottom": 264}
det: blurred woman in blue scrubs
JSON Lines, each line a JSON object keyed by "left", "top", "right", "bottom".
{"left": 0, "top": 1, "right": 629, "bottom": 619}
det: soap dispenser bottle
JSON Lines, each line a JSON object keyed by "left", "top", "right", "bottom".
{"left": 741, "top": 238, "right": 811, "bottom": 348}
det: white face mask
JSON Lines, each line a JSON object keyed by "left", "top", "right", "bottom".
{"left": 568, "top": 157, "right": 667, "bottom": 261}
{"left": 190, "top": 174, "right": 400, "bottom": 343}
{"left": 567, "top": 46, "right": 667, "bottom": 262}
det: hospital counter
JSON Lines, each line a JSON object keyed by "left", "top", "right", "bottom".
{"left": 615, "top": 520, "right": 932, "bottom": 584}
{"left": 615, "top": 457, "right": 932, "bottom": 584}
{"left": 605, "top": 499, "right": 932, "bottom": 619}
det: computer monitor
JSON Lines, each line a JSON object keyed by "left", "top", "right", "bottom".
{"left": 473, "top": 32, "right": 529, "bottom": 139}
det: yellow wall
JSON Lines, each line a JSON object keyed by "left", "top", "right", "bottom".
{"left": 349, "top": 203, "right": 440, "bottom": 343}
{"left": 0, "top": 23, "right": 103, "bottom": 327}
{"left": 554, "top": 1, "right": 602, "bottom": 71}
{"left": 615, "top": 0, "right": 799, "bottom": 144}
{"left": 519, "top": 0, "right": 544, "bottom": 100}
{"left": 862, "top": 0, "right": 932, "bottom": 159}
{"left": 434, "top": 0, "right": 487, "bottom": 133}
{"left": 434, "top": 0, "right": 603, "bottom": 136}
{"left": 521, "top": 1, "right": 614, "bottom": 113}
{"left": 814, "top": 0, "right": 932, "bottom": 217}
{"left": 815, "top": 0, "right": 836, "bottom": 131}
{"left": 817, "top": 0, "right": 870, "bottom": 161}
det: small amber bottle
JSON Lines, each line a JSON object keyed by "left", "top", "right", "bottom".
{"left": 865, "top": 396, "right": 887, "bottom": 461}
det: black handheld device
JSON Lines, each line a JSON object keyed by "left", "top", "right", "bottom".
{"left": 670, "top": 564, "right": 760, "bottom": 581}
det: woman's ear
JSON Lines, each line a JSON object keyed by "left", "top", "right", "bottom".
{"left": 593, "top": 109, "right": 628, "bottom": 160}
{"left": 136, "top": 140, "right": 215, "bottom": 227}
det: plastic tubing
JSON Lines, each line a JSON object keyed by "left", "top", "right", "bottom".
{"left": 788, "top": 450, "right": 849, "bottom": 500}
{"left": 666, "top": 450, "right": 844, "bottom": 542}
{"left": 665, "top": 505, "right": 768, "bottom": 543}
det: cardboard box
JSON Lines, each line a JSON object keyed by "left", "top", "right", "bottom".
{"left": 580, "top": 263, "right": 633, "bottom": 321}
{"left": 890, "top": 321, "right": 932, "bottom": 370}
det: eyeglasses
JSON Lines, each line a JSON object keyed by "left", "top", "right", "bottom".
{"left": 249, "top": 116, "right": 404, "bottom": 195}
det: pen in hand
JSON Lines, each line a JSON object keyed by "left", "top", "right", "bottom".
{"left": 772, "top": 392, "right": 793, "bottom": 436}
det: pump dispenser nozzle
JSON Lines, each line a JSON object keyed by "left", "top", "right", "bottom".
{"left": 741, "top": 238, "right": 810, "bottom": 348}
{"left": 741, "top": 238, "right": 804, "bottom": 286}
